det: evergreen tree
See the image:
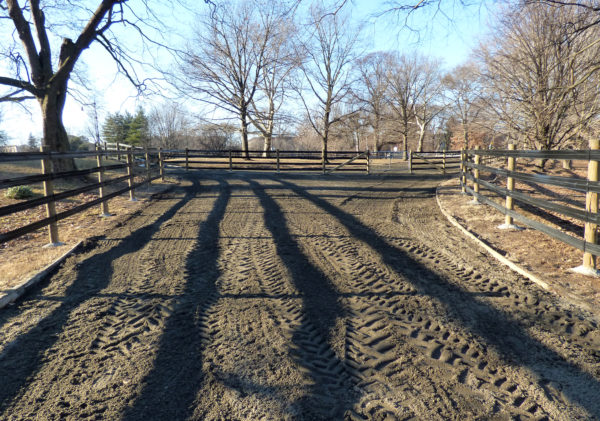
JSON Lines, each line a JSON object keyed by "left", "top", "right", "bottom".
{"left": 26, "top": 133, "right": 40, "bottom": 151}
{"left": 102, "top": 111, "right": 133, "bottom": 145}
{"left": 68, "top": 134, "right": 91, "bottom": 151}
{"left": 125, "top": 108, "right": 150, "bottom": 148}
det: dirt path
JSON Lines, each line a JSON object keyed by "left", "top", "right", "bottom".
{"left": 0, "top": 171, "right": 599, "bottom": 420}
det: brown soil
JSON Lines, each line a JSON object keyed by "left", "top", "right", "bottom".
{"left": 0, "top": 180, "right": 177, "bottom": 292}
{"left": 437, "top": 158, "right": 600, "bottom": 315}
{"left": 0, "top": 169, "right": 599, "bottom": 419}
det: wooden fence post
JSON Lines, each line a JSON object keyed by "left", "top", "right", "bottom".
{"left": 159, "top": 147, "right": 165, "bottom": 181}
{"left": 443, "top": 150, "right": 446, "bottom": 174}
{"left": 583, "top": 139, "right": 599, "bottom": 271}
{"left": 116, "top": 142, "right": 121, "bottom": 161}
{"left": 409, "top": 150, "right": 413, "bottom": 174}
{"left": 229, "top": 150, "right": 233, "bottom": 172}
{"left": 40, "top": 146, "right": 61, "bottom": 245}
{"left": 96, "top": 146, "right": 111, "bottom": 216}
{"left": 185, "top": 148, "right": 189, "bottom": 171}
{"left": 460, "top": 149, "right": 467, "bottom": 193}
{"left": 276, "top": 149, "right": 280, "bottom": 173}
{"left": 471, "top": 147, "right": 481, "bottom": 204}
{"left": 498, "top": 144, "right": 518, "bottom": 229}
{"left": 145, "top": 149, "right": 151, "bottom": 184}
{"left": 127, "top": 151, "right": 136, "bottom": 201}
{"left": 322, "top": 156, "right": 326, "bottom": 175}
{"left": 366, "top": 150, "right": 370, "bottom": 175}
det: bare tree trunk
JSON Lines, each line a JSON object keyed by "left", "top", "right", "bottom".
{"left": 240, "top": 111, "right": 250, "bottom": 160}
{"left": 322, "top": 110, "right": 330, "bottom": 163}
{"left": 262, "top": 135, "right": 272, "bottom": 158}
{"left": 417, "top": 130, "right": 425, "bottom": 152}
{"left": 39, "top": 83, "right": 75, "bottom": 172}
{"left": 374, "top": 119, "right": 381, "bottom": 151}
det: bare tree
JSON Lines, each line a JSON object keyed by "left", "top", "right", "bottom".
{"left": 478, "top": 2, "right": 600, "bottom": 159}
{"left": 386, "top": 53, "right": 438, "bottom": 158}
{"left": 86, "top": 99, "right": 103, "bottom": 148}
{"left": 442, "top": 62, "right": 482, "bottom": 149}
{"left": 0, "top": 1, "right": 192, "bottom": 169}
{"left": 183, "top": 0, "right": 287, "bottom": 159}
{"left": 248, "top": 3, "right": 300, "bottom": 157}
{"left": 0, "top": 108, "right": 8, "bottom": 146}
{"left": 413, "top": 59, "right": 444, "bottom": 152}
{"left": 149, "top": 101, "right": 190, "bottom": 150}
{"left": 353, "top": 52, "right": 394, "bottom": 151}
{"left": 194, "top": 123, "right": 237, "bottom": 151}
{"left": 296, "top": 3, "right": 361, "bottom": 162}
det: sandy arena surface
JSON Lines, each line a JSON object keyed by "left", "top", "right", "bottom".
{"left": 0, "top": 169, "right": 599, "bottom": 420}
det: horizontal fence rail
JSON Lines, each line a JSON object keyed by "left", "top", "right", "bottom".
{"left": 408, "top": 151, "right": 462, "bottom": 174}
{"left": 0, "top": 146, "right": 162, "bottom": 245}
{"left": 1, "top": 144, "right": 453, "bottom": 247}
{"left": 0, "top": 146, "right": 371, "bottom": 246}
{"left": 460, "top": 143, "right": 600, "bottom": 274}
{"left": 161, "top": 148, "right": 370, "bottom": 173}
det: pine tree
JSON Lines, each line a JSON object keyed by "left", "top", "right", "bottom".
{"left": 26, "top": 133, "right": 40, "bottom": 151}
{"left": 102, "top": 112, "right": 133, "bottom": 145}
{"left": 125, "top": 109, "right": 150, "bottom": 148}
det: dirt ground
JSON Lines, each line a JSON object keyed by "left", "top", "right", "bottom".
{"left": 437, "top": 178, "right": 600, "bottom": 316}
{"left": 0, "top": 169, "right": 599, "bottom": 420}
{"left": 0, "top": 181, "right": 176, "bottom": 292}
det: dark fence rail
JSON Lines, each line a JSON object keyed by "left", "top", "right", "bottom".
{"left": 0, "top": 147, "right": 370, "bottom": 246}
{"left": 0, "top": 148, "right": 162, "bottom": 245}
{"left": 460, "top": 143, "right": 600, "bottom": 275}
{"left": 408, "top": 151, "right": 461, "bottom": 174}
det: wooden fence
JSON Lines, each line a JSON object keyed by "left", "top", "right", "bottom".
{"left": 0, "top": 147, "right": 162, "bottom": 246}
{"left": 160, "top": 148, "right": 369, "bottom": 173}
{"left": 409, "top": 151, "right": 461, "bottom": 174}
{"left": 0, "top": 146, "right": 371, "bottom": 246}
{"left": 461, "top": 143, "right": 600, "bottom": 274}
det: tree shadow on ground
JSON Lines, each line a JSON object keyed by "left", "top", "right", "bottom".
{"left": 273, "top": 175, "right": 600, "bottom": 418}
{"left": 247, "top": 177, "right": 360, "bottom": 418}
{"left": 121, "top": 176, "right": 231, "bottom": 420}
{"left": 0, "top": 181, "right": 198, "bottom": 413}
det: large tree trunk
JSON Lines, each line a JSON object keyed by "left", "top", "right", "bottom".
{"left": 374, "top": 119, "right": 381, "bottom": 151}
{"left": 321, "top": 111, "right": 330, "bottom": 163}
{"left": 417, "top": 130, "right": 425, "bottom": 152}
{"left": 262, "top": 135, "right": 272, "bottom": 158}
{"left": 262, "top": 117, "right": 274, "bottom": 158}
{"left": 39, "top": 83, "right": 75, "bottom": 172}
{"left": 240, "top": 111, "right": 250, "bottom": 160}
{"left": 402, "top": 132, "right": 408, "bottom": 161}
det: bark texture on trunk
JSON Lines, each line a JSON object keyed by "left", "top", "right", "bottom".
{"left": 262, "top": 136, "right": 272, "bottom": 158}
{"left": 39, "top": 81, "right": 75, "bottom": 171}
{"left": 240, "top": 113, "right": 250, "bottom": 160}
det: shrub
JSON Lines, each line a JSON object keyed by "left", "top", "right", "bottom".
{"left": 5, "top": 186, "right": 35, "bottom": 199}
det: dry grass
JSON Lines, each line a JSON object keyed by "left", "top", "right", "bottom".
{"left": 439, "top": 157, "right": 600, "bottom": 314}
{"left": 0, "top": 157, "right": 177, "bottom": 292}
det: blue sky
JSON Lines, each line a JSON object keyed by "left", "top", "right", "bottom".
{"left": 1, "top": 0, "right": 490, "bottom": 145}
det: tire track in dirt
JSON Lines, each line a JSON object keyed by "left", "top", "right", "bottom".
{"left": 269, "top": 181, "right": 551, "bottom": 419}
{"left": 2, "top": 172, "right": 599, "bottom": 419}
{"left": 274, "top": 175, "right": 600, "bottom": 419}
{"left": 190, "top": 177, "right": 357, "bottom": 419}
{"left": 0, "top": 181, "right": 204, "bottom": 419}
{"left": 120, "top": 177, "right": 230, "bottom": 420}
{"left": 387, "top": 189, "right": 600, "bottom": 377}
